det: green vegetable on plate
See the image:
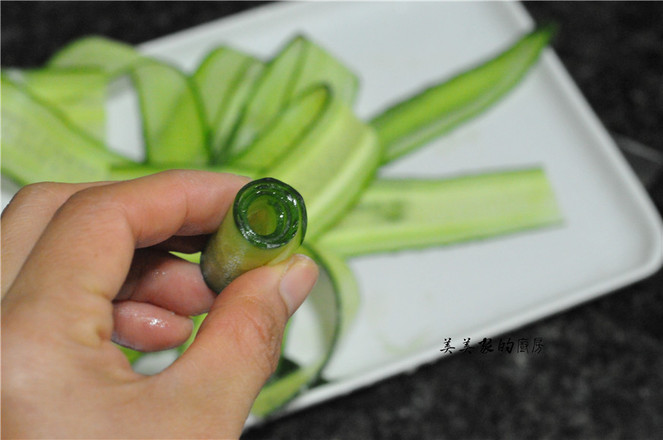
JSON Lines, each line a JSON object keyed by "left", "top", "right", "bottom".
{"left": 0, "top": 25, "right": 561, "bottom": 418}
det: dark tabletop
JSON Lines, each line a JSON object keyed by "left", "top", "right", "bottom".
{"left": 3, "top": 2, "right": 662, "bottom": 439}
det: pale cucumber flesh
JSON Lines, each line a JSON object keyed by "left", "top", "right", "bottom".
{"left": 317, "top": 168, "right": 563, "bottom": 257}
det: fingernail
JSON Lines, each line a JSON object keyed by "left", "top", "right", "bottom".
{"left": 279, "top": 254, "right": 318, "bottom": 315}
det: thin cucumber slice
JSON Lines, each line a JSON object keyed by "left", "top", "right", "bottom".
{"left": 225, "top": 35, "right": 359, "bottom": 160}
{"left": 192, "top": 47, "right": 265, "bottom": 162}
{"left": 201, "top": 178, "right": 307, "bottom": 293}
{"left": 48, "top": 36, "right": 142, "bottom": 76}
{"left": 265, "top": 94, "right": 380, "bottom": 240}
{"left": 8, "top": 67, "right": 107, "bottom": 140}
{"left": 372, "top": 25, "right": 555, "bottom": 164}
{"left": 251, "top": 243, "right": 360, "bottom": 417}
{"left": 130, "top": 60, "right": 209, "bottom": 165}
{"left": 286, "top": 36, "right": 359, "bottom": 107}
{"left": 305, "top": 244, "right": 360, "bottom": 341}
{"left": 193, "top": 47, "right": 258, "bottom": 126}
{"left": 48, "top": 37, "right": 210, "bottom": 166}
{"left": 230, "top": 85, "right": 329, "bottom": 170}
{"left": 1, "top": 76, "right": 128, "bottom": 185}
{"left": 317, "top": 168, "right": 563, "bottom": 257}
{"left": 224, "top": 37, "right": 306, "bottom": 159}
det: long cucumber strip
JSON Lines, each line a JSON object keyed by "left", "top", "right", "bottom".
{"left": 48, "top": 36, "right": 209, "bottom": 166}
{"left": 201, "top": 178, "right": 307, "bottom": 293}
{"left": 130, "top": 60, "right": 209, "bottom": 165}
{"left": 224, "top": 37, "right": 306, "bottom": 159}
{"left": 1, "top": 76, "right": 129, "bottom": 185}
{"left": 48, "top": 36, "right": 142, "bottom": 76}
{"left": 7, "top": 68, "right": 107, "bottom": 140}
{"left": 230, "top": 85, "right": 329, "bottom": 170}
{"left": 317, "top": 168, "right": 563, "bottom": 257}
{"left": 251, "top": 243, "right": 360, "bottom": 417}
{"left": 372, "top": 26, "right": 554, "bottom": 164}
{"left": 192, "top": 47, "right": 265, "bottom": 162}
{"left": 225, "top": 35, "right": 359, "bottom": 160}
{"left": 193, "top": 47, "right": 259, "bottom": 126}
{"left": 286, "top": 37, "right": 359, "bottom": 107}
{"left": 265, "top": 93, "right": 380, "bottom": 240}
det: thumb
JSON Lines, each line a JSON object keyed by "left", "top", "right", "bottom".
{"left": 162, "top": 254, "right": 318, "bottom": 422}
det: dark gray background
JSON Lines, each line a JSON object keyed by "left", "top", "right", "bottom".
{"left": 2, "top": 2, "right": 662, "bottom": 439}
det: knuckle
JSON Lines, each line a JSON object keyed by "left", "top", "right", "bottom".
{"left": 227, "top": 296, "right": 286, "bottom": 380}
{"left": 9, "top": 182, "right": 67, "bottom": 208}
{"left": 57, "top": 186, "right": 124, "bottom": 224}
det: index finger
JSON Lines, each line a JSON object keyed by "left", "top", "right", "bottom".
{"left": 3, "top": 170, "right": 248, "bottom": 346}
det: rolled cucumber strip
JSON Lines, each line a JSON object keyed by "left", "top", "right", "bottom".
{"left": 200, "top": 178, "right": 307, "bottom": 293}
{"left": 317, "top": 168, "right": 563, "bottom": 257}
{"left": 372, "top": 25, "right": 554, "bottom": 164}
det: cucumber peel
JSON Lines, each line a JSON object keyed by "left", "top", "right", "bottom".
{"left": 372, "top": 25, "right": 555, "bottom": 163}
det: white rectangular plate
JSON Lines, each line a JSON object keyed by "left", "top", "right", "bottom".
{"left": 3, "top": 1, "right": 662, "bottom": 425}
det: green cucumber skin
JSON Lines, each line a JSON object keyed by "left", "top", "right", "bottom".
{"left": 372, "top": 26, "right": 555, "bottom": 164}
{"left": 317, "top": 168, "right": 563, "bottom": 257}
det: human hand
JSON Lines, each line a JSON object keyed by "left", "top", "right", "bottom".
{"left": 1, "top": 170, "right": 318, "bottom": 439}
